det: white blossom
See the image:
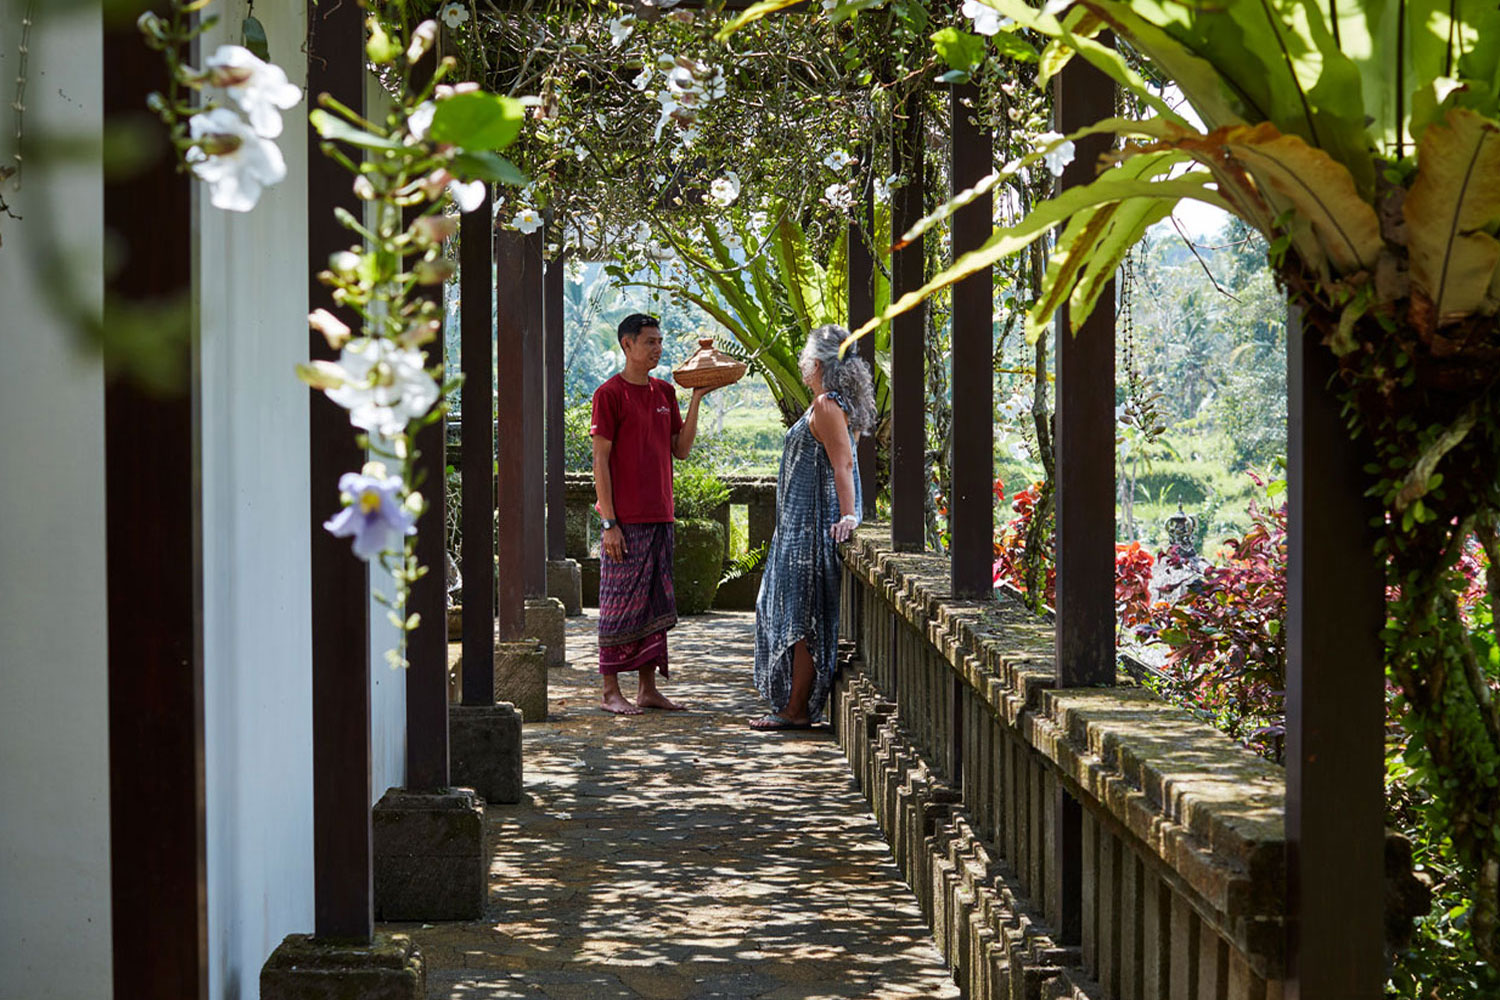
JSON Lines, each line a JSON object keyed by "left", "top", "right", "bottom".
{"left": 607, "top": 14, "right": 635, "bottom": 46}
{"left": 961, "top": 0, "right": 1011, "bottom": 36}
{"left": 315, "top": 339, "right": 441, "bottom": 438}
{"left": 204, "top": 45, "right": 301, "bottom": 139}
{"left": 441, "top": 2, "right": 470, "bottom": 28}
{"left": 874, "top": 172, "right": 899, "bottom": 200}
{"left": 185, "top": 108, "right": 287, "bottom": 213}
{"left": 512, "top": 207, "right": 544, "bottom": 234}
{"left": 1010, "top": 440, "right": 1030, "bottom": 461}
{"left": 824, "top": 182, "right": 854, "bottom": 211}
{"left": 678, "top": 125, "right": 700, "bottom": 147}
{"left": 723, "top": 232, "right": 743, "bottom": 250}
{"left": 448, "top": 179, "right": 486, "bottom": 213}
{"left": 406, "top": 101, "right": 436, "bottom": 145}
{"left": 1037, "top": 131, "right": 1076, "bottom": 177}
{"left": 656, "top": 53, "right": 677, "bottom": 71}
{"left": 709, "top": 171, "right": 740, "bottom": 207}
{"left": 632, "top": 67, "right": 653, "bottom": 91}
{"left": 823, "top": 149, "right": 857, "bottom": 172}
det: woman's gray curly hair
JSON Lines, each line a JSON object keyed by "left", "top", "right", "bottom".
{"left": 801, "top": 324, "right": 877, "bottom": 436}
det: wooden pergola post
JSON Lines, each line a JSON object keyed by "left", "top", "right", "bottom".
{"left": 104, "top": 8, "right": 208, "bottom": 994}
{"left": 522, "top": 232, "right": 547, "bottom": 599}
{"left": 1051, "top": 54, "right": 1116, "bottom": 686}
{"left": 495, "top": 229, "right": 530, "bottom": 641}
{"left": 305, "top": 0, "right": 373, "bottom": 942}
{"left": 890, "top": 98, "right": 926, "bottom": 552}
{"left": 1284, "top": 305, "right": 1385, "bottom": 998}
{"left": 460, "top": 187, "right": 496, "bottom": 703}
{"left": 949, "top": 81, "right": 994, "bottom": 600}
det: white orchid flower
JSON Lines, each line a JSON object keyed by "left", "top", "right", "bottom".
{"left": 709, "top": 171, "right": 740, "bottom": 207}
{"left": 960, "top": 0, "right": 1011, "bottom": 36}
{"left": 607, "top": 14, "right": 634, "bottom": 46}
{"left": 407, "top": 101, "right": 436, "bottom": 143}
{"left": 513, "top": 207, "right": 544, "bottom": 234}
{"left": 1037, "top": 131, "right": 1077, "bottom": 177}
{"left": 441, "top": 2, "right": 470, "bottom": 28}
{"left": 203, "top": 45, "right": 301, "bottom": 139}
{"left": 316, "top": 339, "right": 441, "bottom": 439}
{"left": 822, "top": 149, "right": 856, "bottom": 172}
{"left": 185, "top": 108, "right": 287, "bottom": 212}
{"left": 824, "top": 182, "right": 854, "bottom": 211}
{"left": 448, "top": 179, "right": 486, "bottom": 213}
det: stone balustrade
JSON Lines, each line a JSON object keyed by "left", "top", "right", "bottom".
{"left": 562, "top": 471, "right": 777, "bottom": 609}
{"left": 832, "top": 524, "right": 1286, "bottom": 1000}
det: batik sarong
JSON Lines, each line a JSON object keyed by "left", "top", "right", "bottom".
{"left": 598, "top": 521, "right": 677, "bottom": 676}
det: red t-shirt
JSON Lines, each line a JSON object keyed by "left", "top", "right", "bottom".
{"left": 589, "top": 374, "right": 684, "bottom": 523}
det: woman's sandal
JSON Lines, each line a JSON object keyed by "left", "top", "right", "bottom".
{"left": 749, "top": 712, "right": 813, "bottom": 731}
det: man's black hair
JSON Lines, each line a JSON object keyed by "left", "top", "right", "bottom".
{"left": 617, "top": 313, "right": 661, "bottom": 345}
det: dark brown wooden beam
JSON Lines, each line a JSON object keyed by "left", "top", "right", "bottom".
{"left": 522, "top": 231, "right": 547, "bottom": 596}
{"left": 848, "top": 167, "right": 878, "bottom": 520}
{"left": 1284, "top": 304, "right": 1385, "bottom": 999}
{"left": 949, "top": 82, "right": 994, "bottom": 600}
{"left": 461, "top": 187, "right": 497, "bottom": 705}
{"left": 496, "top": 230, "right": 528, "bottom": 640}
{"left": 104, "top": 7, "right": 208, "bottom": 993}
{"left": 406, "top": 412, "right": 450, "bottom": 790}
{"left": 1051, "top": 51, "right": 1116, "bottom": 686}
{"left": 890, "top": 100, "right": 926, "bottom": 552}
{"left": 306, "top": 0, "right": 374, "bottom": 942}
{"left": 546, "top": 252, "right": 568, "bottom": 562}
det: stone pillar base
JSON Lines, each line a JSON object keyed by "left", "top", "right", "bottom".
{"left": 372, "top": 787, "right": 485, "bottom": 921}
{"left": 495, "top": 639, "right": 547, "bottom": 722}
{"left": 449, "top": 703, "right": 522, "bottom": 804}
{"left": 547, "top": 558, "right": 583, "bottom": 616}
{"left": 525, "top": 596, "right": 567, "bottom": 668}
{"left": 260, "top": 932, "right": 423, "bottom": 1000}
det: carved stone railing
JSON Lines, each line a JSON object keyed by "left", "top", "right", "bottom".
{"left": 832, "top": 524, "right": 1285, "bottom": 1000}
{"left": 562, "top": 472, "right": 777, "bottom": 609}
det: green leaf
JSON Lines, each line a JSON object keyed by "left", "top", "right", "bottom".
{"left": 451, "top": 151, "right": 528, "bottom": 187}
{"left": 852, "top": 171, "right": 1227, "bottom": 342}
{"left": 714, "top": 0, "right": 804, "bottom": 41}
{"left": 931, "top": 27, "right": 986, "bottom": 72}
{"left": 310, "top": 109, "right": 405, "bottom": 151}
{"left": 428, "top": 92, "right": 524, "bottom": 151}
{"left": 241, "top": 15, "right": 269, "bottom": 62}
{"left": 1404, "top": 108, "right": 1500, "bottom": 324}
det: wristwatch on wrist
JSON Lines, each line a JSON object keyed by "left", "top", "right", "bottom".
{"left": 599, "top": 518, "right": 618, "bottom": 531}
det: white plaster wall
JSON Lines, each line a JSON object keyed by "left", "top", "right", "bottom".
{"left": 0, "top": 6, "right": 113, "bottom": 999}
{"left": 197, "top": 4, "right": 316, "bottom": 998}
{"left": 366, "top": 75, "right": 409, "bottom": 799}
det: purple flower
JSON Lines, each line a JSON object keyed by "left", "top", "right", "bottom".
{"left": 323, "top": 468, "right": 417, "bottom": 560}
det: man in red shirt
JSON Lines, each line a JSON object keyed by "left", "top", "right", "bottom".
{"left": 590, "top": 313, "right": 712, "bottom": 714}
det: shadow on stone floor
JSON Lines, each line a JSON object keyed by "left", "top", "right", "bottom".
{"left": 387, "top": 611, "right": 959, "bottom": 1000}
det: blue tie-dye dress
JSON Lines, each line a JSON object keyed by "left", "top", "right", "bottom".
{"left": 753, "top": 391, "right": 862, "bottom": 722}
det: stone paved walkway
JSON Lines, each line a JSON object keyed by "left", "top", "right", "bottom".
{"left": 391, "top": 610, "right": 960, "bottom": 1000}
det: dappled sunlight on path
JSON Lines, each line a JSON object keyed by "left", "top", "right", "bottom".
{"left": 391, "top": 611, "right": 959, "bottom": 1000}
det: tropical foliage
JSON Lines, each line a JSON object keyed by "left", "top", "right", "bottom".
{"left": 855, "top": 0, "right": 1500, "bottom": 976}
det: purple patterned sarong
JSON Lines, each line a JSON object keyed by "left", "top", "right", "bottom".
{"left": 598, "top": 522, "right": 677, "bottom": 676}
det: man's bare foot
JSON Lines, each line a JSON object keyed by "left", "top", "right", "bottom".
{"left": 636, "top": 690, "right": 685, "bottom": 711}
{"left": 601, "top": 692, "right": 643, "bottom": 715}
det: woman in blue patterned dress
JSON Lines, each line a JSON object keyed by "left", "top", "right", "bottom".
{"left": 751, "top": 325, "right": 876, "bottom": 730}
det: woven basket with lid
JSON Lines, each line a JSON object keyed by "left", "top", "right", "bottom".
{"left": 673, "top": 337, "right": 747, "bottom": 390}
